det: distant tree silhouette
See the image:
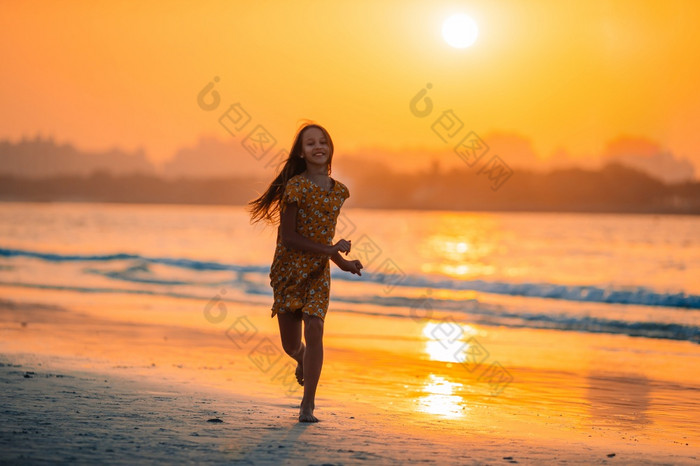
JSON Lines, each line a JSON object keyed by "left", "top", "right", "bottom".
{"left": 1, "top": 163, "right": 697, "bottom": 214}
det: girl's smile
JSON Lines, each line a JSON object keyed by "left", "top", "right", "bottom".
{"left": 301, "top": 127, "right": 330, "bottom": 166}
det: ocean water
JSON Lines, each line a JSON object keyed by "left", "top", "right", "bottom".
{"left": 0, "top": 202, "right": 698, "bottom": 343}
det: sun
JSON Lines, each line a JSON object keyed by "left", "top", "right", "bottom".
{"left": 442, "top": 14, "right": 479, "bottom": 49}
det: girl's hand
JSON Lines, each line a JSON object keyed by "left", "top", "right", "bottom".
{"left": 342, "top": 259, "right": 363, "bottom": 276}
{"left": 332, "top": 239, "right": 352, "bottom": 255}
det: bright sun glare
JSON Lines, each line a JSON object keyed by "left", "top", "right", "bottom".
{"left": 442, "top": 13, "right": 479, "bottom": 49}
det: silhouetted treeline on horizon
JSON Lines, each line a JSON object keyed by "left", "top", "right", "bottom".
{"left": 0, "top": 136, "right": 154, "bottom": 177}
{"left": 1, "top": 163, "right": 699, "bottom": 214}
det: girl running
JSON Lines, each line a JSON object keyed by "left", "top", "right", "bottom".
{"left": 248, "top": 122, "right": 363, "bottom": 422}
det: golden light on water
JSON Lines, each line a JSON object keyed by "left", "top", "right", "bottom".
{"left": 421, "top": 234, "right": 496, "bottom": 278}
{"left": 443, "top": 240, "right": 470, "bottom": 254}
{"left": 422, "top": 322, "right": 476, "bottom": 363}
{"left": 416, "top": 323, "right": 473, "bottom": 417}
{"left": 425, "top": 339, "right": 466, "bottom": 363}
{"left": 417, "top": 375, "right": 467, "bottom": 418}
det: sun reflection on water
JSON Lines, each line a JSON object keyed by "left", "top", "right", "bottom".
{"left": 417, "top": 374, "right": 466, "bottom": 418}
{"left": 421, "top": 233, "right": 497, "bottom": 279}
{"left": 422, "top": 322, "right": 476, "bottom": 363}
{"left": 415, "top": 322, "right": 475, "bottom": 418}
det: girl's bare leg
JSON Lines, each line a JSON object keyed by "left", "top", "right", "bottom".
{"left": 299, "top": 313, "right": 324, "bottom": 422}
{"left": 277, "top": 311, "right": 305, "bottom": 386}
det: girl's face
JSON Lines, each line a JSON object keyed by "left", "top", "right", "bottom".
{"left": 300, "top": 127, "right": 330, "bottom": 167}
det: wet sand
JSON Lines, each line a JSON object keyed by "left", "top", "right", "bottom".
{"left": 1, "top": 285, "right": 699, "bottom": 464}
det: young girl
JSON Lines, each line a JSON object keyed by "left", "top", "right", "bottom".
{"left": 248, "top": 122, "right": 363, "bottom": 422}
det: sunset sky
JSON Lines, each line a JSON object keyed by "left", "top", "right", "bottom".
{"left": 1, "top": 0, "right": 699, "bottom": 177}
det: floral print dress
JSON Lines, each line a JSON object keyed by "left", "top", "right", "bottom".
{"left": 269, "top": 174, "right": 350, "bottom": 320}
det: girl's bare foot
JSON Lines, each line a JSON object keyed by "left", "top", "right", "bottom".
{"left": 299, "top": 403, "right": 318, "bottom": 422}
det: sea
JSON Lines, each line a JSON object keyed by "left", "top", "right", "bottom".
{"left": 0, "top": 202, "right": 698, "bottom": 344}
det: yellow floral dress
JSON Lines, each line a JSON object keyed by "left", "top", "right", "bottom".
{"left": 269, "top": 174, "right": 350, "bottom": 320}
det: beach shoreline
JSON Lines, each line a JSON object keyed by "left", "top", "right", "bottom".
{"left": 3, "top": 354, "right": 696, "bottom": 465}
{"left": 2, "top": 288, "right": 699, "bottom": 464}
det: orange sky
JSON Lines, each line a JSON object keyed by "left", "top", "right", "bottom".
{"left": 1, "top": 0, "right": 699, "bottom": 175}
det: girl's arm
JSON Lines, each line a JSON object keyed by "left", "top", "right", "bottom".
{"left": 330, "top": 251, "right": 346, "bottom": 267}
{"left": 280, "top": 202, "right": 349, "bottom": 256}
{"left": 331, "top": 250, "right": 364, "bottom": 276}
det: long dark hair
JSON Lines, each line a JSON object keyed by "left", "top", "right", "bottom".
{"left": 248, "top": 122, "right": 334, "bottom": 225}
